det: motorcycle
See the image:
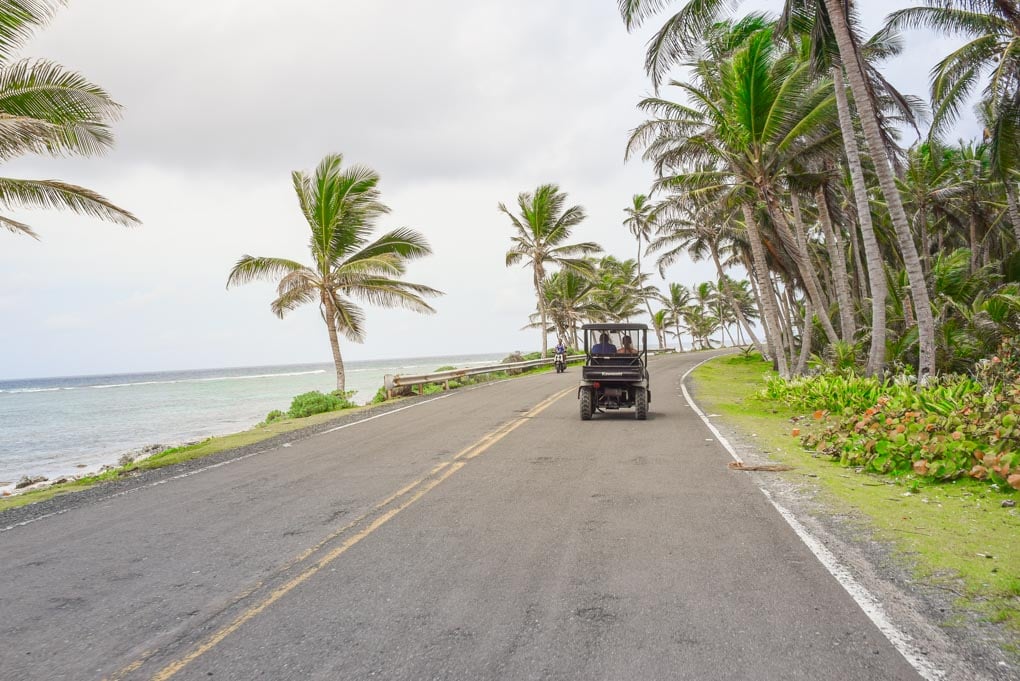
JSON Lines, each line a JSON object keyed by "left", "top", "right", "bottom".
{"left": 554, "top": 350, "right": 566, "bottom": 373}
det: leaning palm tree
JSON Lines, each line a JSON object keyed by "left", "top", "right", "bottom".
{"left": 887, "top": 0, "right": 1020, "bottom": 242}
{"left": 0, "top": 0, "right": 137, "bottom": 238}
{"left": 227, "top": 154, "right": 442, "bottom": 392}
{"left": 620, "top": 0, "right": 938, "bottom": 379}
{"left": 501, "top": 184, "right": 601, "bottom": 355}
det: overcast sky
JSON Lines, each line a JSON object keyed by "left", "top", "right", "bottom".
{"left": 0, "top": 0, "right": 973, "bottom": 379}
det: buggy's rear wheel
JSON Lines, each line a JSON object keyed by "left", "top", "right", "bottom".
{"left": 634, "top": 387, "right": 647, "bottom": 420}
{"left": 580, "top": 388, "right": 593, "bottom": 420}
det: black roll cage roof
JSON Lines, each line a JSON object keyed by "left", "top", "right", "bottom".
{"left": 580, "top": 323, "right": 649, "bottom": 331}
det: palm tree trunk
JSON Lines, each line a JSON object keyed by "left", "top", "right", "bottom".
{"left": 848, "top": 210, "right": 869, "bottom": 301}
{"left": 815, "top": 186, "right": 856, "bottom": 342}
{"left": 711, "top": 246, "right": 766, "bottom": 356}
{"left": 763, "top": 188, "right": 840, "bottom": 346}
{"left": 776, "top": 279, "right": 797, "bottom": 367}
{"left": 831, "top": 62, "right": 888, "bottom": 376}
{"left": 825, "top": 8, "right": 935, "bottom": 380}
{"left": 322, "top": 294, "right": 347, "bottom": 392}
{"left": 795, "top": 299, "right": 814, "bottom": 376}
{"left": 534, "top": 263, "right": 548, "bottom": 356}
{"left": 674, "top": 319, "right": 685, "bottom": 352}
{"left": 1005, "top": 181, "right": 1020, "bottom": 244}
{"left": 743, "top": 203, "right": 789, "bottom": 376}
{"left": 969, "top": 215, "right": 980, "bottom": 272}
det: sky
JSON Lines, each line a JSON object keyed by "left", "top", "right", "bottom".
{"left": 0, "top": 0, "right": 975, "bottom": 379}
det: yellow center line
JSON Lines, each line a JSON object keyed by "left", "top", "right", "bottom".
{"left": 145, "top": 387, "right": 573, "bottom": 680}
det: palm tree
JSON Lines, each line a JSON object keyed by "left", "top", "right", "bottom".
{"left": 532, "top": 269, "right": 596, "bottom": 347}
{"left": 623, "top": 193, "right": 662, "bottom": 345}
{"left": 663, "top": 282, "right": 692, "bottom": 351}
{"left": 887, "top": 0, "right": 1020, "bottom": 242}
{"left": 620, "top": 0, "right": 939, "bottom": 379}
{"left": 0, "top": 0, "right": 137, "bottom": 238}
{"left": 501, "top": 184, "right": 601, "bottom": 356}
{"left": 227, "top": 154, "right": 442, "bottom": 392}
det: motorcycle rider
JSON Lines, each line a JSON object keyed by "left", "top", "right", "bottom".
{"left": 554, "top": 338, "right": 567, "bottom": 371}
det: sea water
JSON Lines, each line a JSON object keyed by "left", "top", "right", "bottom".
{"left": 0, "top": 353, "right": 505, "bottom": 492}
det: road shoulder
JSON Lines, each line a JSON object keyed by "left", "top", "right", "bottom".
{"left": 685, "top": 354, "right": 1018, "bottom": 681}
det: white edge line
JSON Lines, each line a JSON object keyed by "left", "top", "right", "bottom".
{"left": 2, "top": 392, "right": 455, "bottom": 534}
{"left": 680, "top": 355, "right": 944, "bottom": 681}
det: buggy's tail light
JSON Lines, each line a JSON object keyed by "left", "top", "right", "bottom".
{"left": 593, "top": 382, "right": 601, "bottom": 389}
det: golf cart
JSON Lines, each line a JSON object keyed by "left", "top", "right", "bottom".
{"left": 577, "top": 323, "right": 650, "bottom": 420}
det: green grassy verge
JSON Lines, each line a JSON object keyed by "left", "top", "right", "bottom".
{"left": 690, "top": 353, "right": 1020, "bottom": 635}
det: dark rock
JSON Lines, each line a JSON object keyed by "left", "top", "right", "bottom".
{"left": 15, "top": 475, "right": 48, "bottom": 489}
{"left": 1002, "top": 499, "right": 1016, "bottom": 508}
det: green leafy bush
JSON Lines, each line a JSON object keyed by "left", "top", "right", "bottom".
{"left": 262, "top": 409, "right": 286, "bottom": 425}
{"left": 762, "top": 363, "right": 1020, "bottom": 489}
{"left": 287, "top": 390, "right": 356, "bottom": 418}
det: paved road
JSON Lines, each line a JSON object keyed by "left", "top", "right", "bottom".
{"left": 0, "top": 351, "right": 923, "bottom": 681}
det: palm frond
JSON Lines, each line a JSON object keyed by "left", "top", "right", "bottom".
{"left": 0, "top": 176, "right": 138, "bottom": 226}
{"left": 0, "top": 1, "right": 63, "bottom": 62}
{"left": 226, "top": 256, "right": 309, "bottom": 288}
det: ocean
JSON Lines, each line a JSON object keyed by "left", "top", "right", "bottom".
{"left": 0, "top": 352, "right": 506, "bottom": 493}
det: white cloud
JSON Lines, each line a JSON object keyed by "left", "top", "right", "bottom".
{"left": 0, "top": 0, "right": 981, "bottom": 378}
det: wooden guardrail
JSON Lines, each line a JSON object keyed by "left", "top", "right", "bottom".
{"left": 382, "top": 348, "right": 677, "bottom": 398}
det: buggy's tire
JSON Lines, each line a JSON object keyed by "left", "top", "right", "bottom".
{"left": 634, "top": 387, "right": 648, "bottom": 420}
{"left": 580, "top": 388, "right": 593, "bottom": 420}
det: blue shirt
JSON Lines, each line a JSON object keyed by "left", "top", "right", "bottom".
{"left": 591, "top": 342, "right": 617, "bottom": 354}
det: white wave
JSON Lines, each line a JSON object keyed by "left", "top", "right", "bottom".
{"left": 86, "top": 369, "right": 328, "bottom": 390}
{"left": 0, "top": 387, "right": 63, "bottom": 394}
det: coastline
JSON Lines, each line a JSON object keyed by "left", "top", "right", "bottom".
{"left": 0, "top": 352, "right": 507, "bottom": 496}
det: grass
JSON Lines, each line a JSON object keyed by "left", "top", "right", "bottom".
{"left": 690, "top": 353, "right": 1020, "bottom": 634}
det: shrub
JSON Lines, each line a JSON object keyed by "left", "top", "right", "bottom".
{"left": 262, "top": 409, "right": 286, "bottom": 426}
{"left": 764, "top": 369, "right": 1020, "bottom": 488}
{"left": 370, "top": 387, "right": 388, "bottom": 404}
{"left": 289, "top": 391, "right": 344, "bottom": 417}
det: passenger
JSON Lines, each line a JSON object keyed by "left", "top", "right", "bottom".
{"left": 591, "top": 332, "right": 617, "bottom": 354}
{"left": 618, "top": 335, "right": 636, "bottom": 354}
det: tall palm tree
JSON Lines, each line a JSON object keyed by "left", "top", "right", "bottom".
{"left": 0, "top": 0, "right": 137, "bottom": 238}
{"left": 623, "top": 193, "right": 662, "bottom": 344}
{"left": 663, "top": 282, "right": 692, "bottom": 351}
{"left": 227, "top": 154, "right": 442, "bottom": 392}
{"left": 887, "top": 0, "right": 1020, "bottom": 242}
{"left": 501, "top": 184, "right": 601, "bottom": 356}
{"left": 532, "top": 269, "right": 596, "bottom": 347}
{"left": 620, "top": 0, "right": 939, "bottom": 379}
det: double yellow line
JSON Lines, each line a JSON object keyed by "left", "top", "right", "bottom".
{"left": 109, "top": 387, "right": 572, "bottom": 681}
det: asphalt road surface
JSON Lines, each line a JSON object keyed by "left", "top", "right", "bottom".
{"left": 0, "top": 351, "right": 924, "bottom": 681}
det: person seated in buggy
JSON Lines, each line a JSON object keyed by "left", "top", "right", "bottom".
{"left": 617, "top": 335, "right": 636, "bottom": 354}
{"left": 590, "top": 332, "right": 617, "bottom": 354}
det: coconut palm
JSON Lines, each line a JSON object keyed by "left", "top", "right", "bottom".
{"left": 0, "top": 0, "right": 137, "bottom": 238}
{"left": 663, "top": 282, "right": 692, "bottom": 351}
{"left": 627, "top": 23, "right": 844, "bottom": 374}
{"left": 227, "top": 154, "right": 442, "bottom": 392}
{"left": 623, "top": 193, "right": 662, "bottom": 344}
{"left": 887, "top": 0, "right": 1020, "bottom": 241}
{"left": 621, "top": 0, "right": 939, "bottom": 380}
{"left": 501, "top": 184, "right": 601, "bottom": 356}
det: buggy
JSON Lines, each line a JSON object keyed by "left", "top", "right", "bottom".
{"left": 577, "top": 323, "right": 650, "bottom": 420}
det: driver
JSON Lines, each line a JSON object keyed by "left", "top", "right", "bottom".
{"left": 555, "top": 338, "right": 567, "bottom": 355}
{"left": 591, "top": 332, "right": 617, "bottom": 354}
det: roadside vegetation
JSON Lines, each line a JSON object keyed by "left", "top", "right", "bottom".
{"left": 691, "top": 354, "right": 1020, "bottom": 636}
